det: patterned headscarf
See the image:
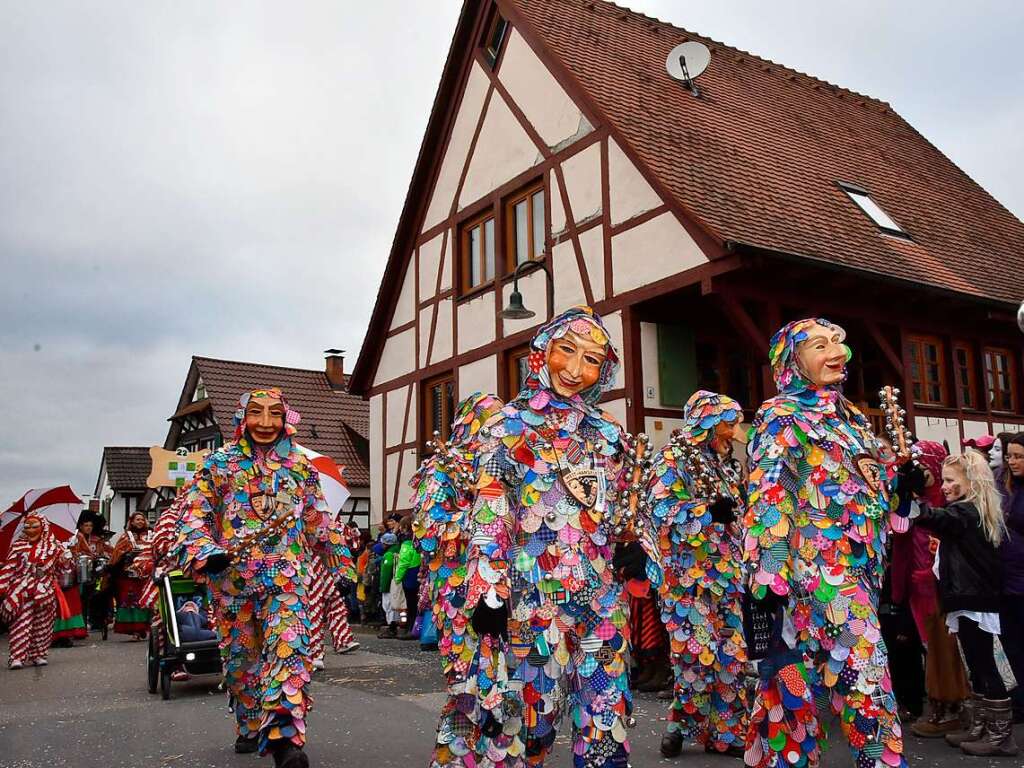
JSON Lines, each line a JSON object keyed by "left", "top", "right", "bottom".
{"left": 232, "top": 387, "right": 301, "bottom": 440}
{"left": 769, "top": 317, "right": 850, "bottom": 394}
{"left": 523, "top": 306, "right": 620, "bottom": 407}
{"left": 681, "top": 390, "right": 743, "bottom": 444}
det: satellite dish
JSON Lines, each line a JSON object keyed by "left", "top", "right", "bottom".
{"left": 666, "top": 41, "right": 711, "bottom": 95}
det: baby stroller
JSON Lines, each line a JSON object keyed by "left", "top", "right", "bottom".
{"left": 146, "top": 571, "right": 221, "bottom": 700}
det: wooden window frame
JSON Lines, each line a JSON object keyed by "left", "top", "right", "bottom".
{"left": 983, "top": 346, "right": 1019, "bottom": 414}
{"left": 504, "top": 180, "right": 546, "bottom": 275}
{"left": 503, "top": 343, "right": 532, "bottom": 400}
{"left": 481, "top": 11, "right": 509, "bottom": 69}
{"left": 952, "top": 342, "right": 979, "bottom": 411}
{"left": 906, "top": 334, "right": 948, "bottom": 406}
{"left": 459, "top": 209, "right": 496, "bottom": 295}
{"left": 421, "top": 371, "right": 456, "bottom": 454}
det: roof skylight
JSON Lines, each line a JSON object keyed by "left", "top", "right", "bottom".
{"left": 839, "top": 183, "right": 906, "bottom": 236}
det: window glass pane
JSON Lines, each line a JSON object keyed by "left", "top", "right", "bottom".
{"left": 469, "top": 226, "right": 481, "bottom": 287}
{"left": 515, "top": 199, "right": 528, "bottom": 265}
{"left": 532, "top": 191, "right": 545, "bottom": 258}
{"left": 430, "top": 385, "right": 442, "bottom": 437}
{"left": 844, "top": 187, "right": 903, "bottom": 232}
{"left": 444, "top": 380, "right": 455, "bottom": 439}
{"left": 515, "top": 355, "right": 530, "bottom": 393}
{"left": 484, "top": 218, "right": 495, "bottom": 281}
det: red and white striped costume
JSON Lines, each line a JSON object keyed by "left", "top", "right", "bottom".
{"left": 308, "top": 553, "right": 355, "bottom": 658}
{"left": 0, "top": 516, "right": 71, "bottom": 667}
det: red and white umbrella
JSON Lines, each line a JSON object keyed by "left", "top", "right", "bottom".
{"left": 296, "top": 446, "right": 350, "bottom": 517}
{"left": 0, "top": 485, "right": 82, "bottom": 558}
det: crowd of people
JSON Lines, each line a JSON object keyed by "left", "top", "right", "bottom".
{"left": 2, "top": 306, "right": 1023, "bottom": 768}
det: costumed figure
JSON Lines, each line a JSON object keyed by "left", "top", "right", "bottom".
{"left": 410, "top": 391, "right": 505, "bottom": 767}
{"left": 0, "top": 514, "right": 72, "bottom": 668}
{"left": 52, "top": 512, "right": 99, "bottom": 645}
{"left": 109, "top": 510, "right": 155, "bottom": 638}
{"left": 649, "top": 390, "right": 750, "bottom": 758}
{"left": 307, "top": 521, "right": 360, "bottom": 667}
{"left": 172, "top": 387, "right": 353, "bottom": 768}
{"left": 742, "top": 318, "right": 905, "bottom": 768}
{"left": 70, "top": 511, "right": 113, "bottom": 631}
{"left": 457, "top": 306, "right": 660, "bottom": 768}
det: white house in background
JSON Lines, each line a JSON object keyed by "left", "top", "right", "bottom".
{"left": 349, "top": 0, "right": 1024, "bottom": 522}
{"left": 94, "top": 446, "right": 150, "bottom": 531}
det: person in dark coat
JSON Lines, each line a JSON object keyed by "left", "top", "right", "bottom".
{"left": 997, "top": 433, "right": 1024, "bottom": 723}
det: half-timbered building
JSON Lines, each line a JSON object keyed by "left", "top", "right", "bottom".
{"left": 349, "top": 0, "right": 1024, "bottom": 523}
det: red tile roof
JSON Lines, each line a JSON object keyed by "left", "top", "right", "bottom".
{"left": 512, "top": 0, "right": 1024, "bottom": 305}
{"left": 183, "top": 357, "right": 369, "bottom": 487}
{"left": 97, "top": 447, "right": 151, "bottom": 493}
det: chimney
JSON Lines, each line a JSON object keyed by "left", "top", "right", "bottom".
{"left": 324, "top": 348, "right": 345, "bottom": 390}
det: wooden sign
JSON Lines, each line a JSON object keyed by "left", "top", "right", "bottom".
{"left": 147, "top": 446, "right": 209, "bottom": 489}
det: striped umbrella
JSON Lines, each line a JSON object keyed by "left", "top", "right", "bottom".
{"left": 296, "top": 446, "right": 350, "bottom": 517}
{"left": 0, "top": 485, "right": 82, "bottom": 558}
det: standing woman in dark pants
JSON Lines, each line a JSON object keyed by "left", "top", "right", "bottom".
{"left": 997, "top": 433, "right": 1024, "bottom": 723}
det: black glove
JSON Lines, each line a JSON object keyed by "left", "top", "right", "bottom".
{"left": 612, "top": 542, "right": 647, "bottom": 581}
{"left": 200, "top": 553, "right": 233, "bottom": 576}
{"left": 471, "top": 601, "right": 508, "bottom": 640}
{"left": 897, "top": 462, "right": 927, "bottom": 498}
{"left": 335, "top": 579, "right": 352, "bottom": 598}
{"left": 708, "top": 497, "right": 738, "bottom": 525}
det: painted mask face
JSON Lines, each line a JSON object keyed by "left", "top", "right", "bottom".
{"left": 23, "top": 517, "right": 42, "bottom": 542}
{"left": 795, "top": 322, "right": 849, "bottom": 387}
{"left": 1007, "top": 443, "right": 1024, "bottom": 478}
{"left": 245, "top": 394, "right": 286, "bottom": 445}
{"left": 546, "top": 329, "right": 607, "bottom": 398}
{"left": 941, "top": 464, "right": 966, "bottom": 502}
{"left": 710, "top": 421, "right": 736, "bottom": 457}
{"left": 989, "top": 440, "right": 1004, "bottom": 470}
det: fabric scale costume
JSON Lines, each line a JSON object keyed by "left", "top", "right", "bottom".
{"left": 173, "top": 388, "right": 354, "bottom": 765}
{"left": 742, "top": 319, "right": 905, "bottom": 768}
{"left": 647, "top": 390, "right": 750, "bottom": 756}
{"left": 455, "top": 307, "right": 660, "bottom": 768}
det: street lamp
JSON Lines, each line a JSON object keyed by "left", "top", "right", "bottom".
{"left": 501, "top": 258, "right": 554, "bottom": 320}
{"left": 1018, "top": 299, "right": 1024, "bottom": 333}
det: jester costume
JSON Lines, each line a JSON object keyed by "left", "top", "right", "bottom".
{"left": 648, "top": 390, "right": 750, "bottom": 755}
{"left": 742, "top": 319, "right": 905, "bottom": 768}
{"left": 0, "top": 515, "right": 72, "bottom": 668}
{"left": 459, "top": 307, "right": 659, "bottom": 768}
{"left": 410, "top": 391, "right": 506, "bottom": 767}
{"left": 173, "top": 389, "right": 353, "bottom": 760}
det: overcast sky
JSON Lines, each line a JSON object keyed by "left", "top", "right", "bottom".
{"left": 1, "top": 0, "right": 1021, "bottom": 509}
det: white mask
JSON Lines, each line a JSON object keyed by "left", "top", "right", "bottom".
{"left": 989, "top": 440, "right": 1003, "bottom": 470}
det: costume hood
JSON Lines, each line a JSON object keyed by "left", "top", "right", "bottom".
{"left": 449, "top": 392, "right": 504, "bottom": 448}
{"left": 913, "top": 440, "right": 949, "bottom": 508}
{"left": 681, "top": 390, "right": 743, "bottom": 445}
{"left": 769, "top": 317, "right": 850, "bottom": 395}
{"left": 523, "top": 306, "right": 620, "bottom": 408}
{"left": 232, "top": 387, "right": 301, "bottom": 454}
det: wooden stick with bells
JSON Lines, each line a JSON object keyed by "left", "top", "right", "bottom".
{"left": 614, "top": 432, "right": 651, "bottom": 536}
{"left": 426, "top": 430, "right": 474, "bottom": 497}
{"left": 668, "top": 431, "right": 722, "bottom": 503}
{"left": 879, "top": 385, "right": 914, "bottom": 464}
{"left": 223, "top": 490, "right": 299, "bottom": 562}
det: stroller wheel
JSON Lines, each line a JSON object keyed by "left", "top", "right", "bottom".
{"left": 147, "top": 635, "right": 159, "bottom": 694}
{"left": 160, "top": 666, "right": 172, "bottom": 700}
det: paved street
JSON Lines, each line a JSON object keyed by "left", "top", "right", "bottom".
{"left": 1, "top": 625, "right": 1019, "bottom": 768}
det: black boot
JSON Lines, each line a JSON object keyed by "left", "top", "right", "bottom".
{"left": 270, "top": 740, "right": 310, "bottom": 768}
{"left": 660, "top": 731, "right": 683, "bottom": 758}
{"left": 234, "top": 735, "right": 258, "bottom": 754}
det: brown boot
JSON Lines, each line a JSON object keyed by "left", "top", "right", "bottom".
{"left": 911, "top": 699, "right": 959, "bottom": 738}
{"left": 960, "top": 698, "right": 1020, "bottom": 757}
{"left": 945, "top": 695, "right": 983, "bottom": 747}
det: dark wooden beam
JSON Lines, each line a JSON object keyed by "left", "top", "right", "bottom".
{"left": 719, "top": 293, "right": 769, "bottom": 356}
{"left": 864, "top": 319, "right": 905, "bottom": 379}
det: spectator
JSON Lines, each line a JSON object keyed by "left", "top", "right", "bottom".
{"left": 376, "top": 532, "right": 401, "bottom": 638}
{"left": 997, "top": 433, "right": 1024, "bottom": 724}
{"left": 393, "top": 516, "right": 421, "bottom": 641}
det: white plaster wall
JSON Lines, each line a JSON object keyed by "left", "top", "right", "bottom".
{"left": 601, "top": 310, "right": 625, "bottom": 390}
{"left": 404, "top": 394, "right": 417, "bottom": 444}
{"left": 369, "top": 394, "right": 383, "bottom": 523}
{"left": 498, "top": 29, "right": 589, "bottom": 150}
{"left": 962, "top": 419, "right": 990, "bottom": 441}
{"left": 385, "top": 451, "right": 401, "bottom": 512}
{"left": 431, "top": 298, "right": 454, "bottom": 364}
{"left": 608, "top": 138, "right": 663, "bottom": 226}
{"left": 579, "top": 224, "right": 605, "bottom": 302}
{"left": 502, "top": 269, "right": 546, "bottom": 336}
{"left": 457, "top": 291, "right": 497, "bottom": 354}
{"left": 459, "top": 355, "right": 498, "bottom": 400}
{"left": 914, "top": 416, "right": 962, "bottom": 452}
{"left": 602, "top": 398, "right": 627, "bottom": 428}
{"left": 418, "top": 233, "right": 444, "bottom": 302}
{"left": 423, "top": 63, "right": 490, "bottom": 232}
{"left": 459, "top": 91, "right": 542, "bottom": 210}
{"left": 385, "top": 385, "right": 409, "bottom": 449}
{"left": 560, "top": 143, "right": 602, "bottom": 225}
{"left": 645, "top": 415, "right": 684, "bottom": 452}
{"left": 552, "top": 240, "right": 586, "bottom": 310}
{"left": 418, "top": 306, "right": 433, "bottom": 368}
{"left": 374, "top": 327, "right": 415, "bottom": 386}
{"left": 611, "top": 212, "right": 708, "bottom": 296}
{"left": 550, "top": 172, "right": 566, "bottom": 236}
{"left": 396, "top": 448, "right": 420, "bottom": 510}
{"left": 390, "top": 259, "right": 416, "bottom": 329}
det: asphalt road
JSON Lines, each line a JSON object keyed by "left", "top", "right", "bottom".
{"left": 1, "top": 626, "right": 1018, "bottom": 768}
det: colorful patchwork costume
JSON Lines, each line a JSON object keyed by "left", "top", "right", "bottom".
{"left": 458, "top": 307, "right": 660, "bottom": 768}
{"left": 173, "top": 388, "right": 353, "bottom": 759}
{"left": 648, "top": 390, "right": 750, "bottom": 754}
{"left": 411, "top": 392, "right": 506, "bottom": 767}
{"left": 742, "top": 319, "right": 905, "bottom": 768}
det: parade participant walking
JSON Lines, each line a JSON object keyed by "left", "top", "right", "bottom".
{"left": 911, "top": 450, "right": 1017, "bottom": 757}
{"left": 409, "top": 392, "right": 505, "bottom": 767}
{"left": 109, "top": 510, "right": 154, "bottom": 638}
{"left": 70, "top": 511, "right": 113, "bottom": 631}
{"left": 456, "top": 306, "right": 660, "bottom": 768}
{"left": 648, "top": 390, "right": 750, "bottom": 758}
{"left": 743, "top": 318, "right": 906, "bottom": 768}
{"left": 52, "top": 514, "right": 98, "bottom": 645}
{"left": 173, "top": 387, "right": 353, "bottom": 768}
{"left": 0, "top": 514, "right": 72, "bottom": 669}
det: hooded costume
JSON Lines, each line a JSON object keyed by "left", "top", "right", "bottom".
{"left": 742, "top": 319, "right": 905, "bottom": 768}
{"left": 410, "top": 392, "right": 507, "bottom": 768}
{"left": 0, "top": 515, "right": 72, "bottom": 667}
{"left": 647, "top": 390, "right": 750, "bottom": 754}
{"left": 173, "top": 388, "right": 354, "bottom": 756}
{"left": 458, "top": 306, "right": 660, "bottom": 768}
{"left": 110, "top": 512, "right": 155, "bottom": 636}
